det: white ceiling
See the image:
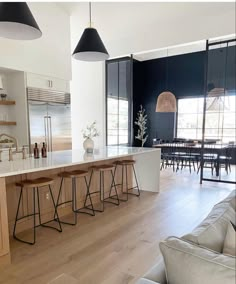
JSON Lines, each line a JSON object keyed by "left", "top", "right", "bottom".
{"left": 59, "top": 2, "right": 236, "bottom": 60}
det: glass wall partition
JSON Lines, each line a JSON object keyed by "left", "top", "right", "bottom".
{"left": 105, "top": 57, "right": 133, "bottom": 146}
{"left": 200, "top": 39, "right": 236, "bottom": 185}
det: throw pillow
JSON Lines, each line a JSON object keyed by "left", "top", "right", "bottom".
{"left": 159, "top": 236, "right": 236, "bottom": 284}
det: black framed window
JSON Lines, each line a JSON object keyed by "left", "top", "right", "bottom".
{"left": 177, "top": 95, "right": 236, "bottom": 143}
{"left": 105, "top": 57, "right": 133, "bottom": 146}
{"left": 177, "top": 97, "right": 204, "bottom": 140}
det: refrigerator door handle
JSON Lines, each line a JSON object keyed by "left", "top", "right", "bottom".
{"left": 48, "top": 116, "right": 53, "bottom": 152}
{"left": 44, "top": 116, "right": 48, "bottom": 147}
{"left": 44, "top": 116, "right": 50, "bottom": 151}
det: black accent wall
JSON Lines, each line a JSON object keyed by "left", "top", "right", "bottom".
{"left": 133, "top": 46, "right": 236, "bottom": 147}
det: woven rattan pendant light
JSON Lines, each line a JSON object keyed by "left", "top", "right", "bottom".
{"left": 156, "top": 91, "right": 176, "bottom": 112}
{"left": 156, "top": 49, "right": 176, "bottom": 112}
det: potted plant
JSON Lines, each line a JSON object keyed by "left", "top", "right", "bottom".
{"left": 82, "top": 121, "right": 99, "bottom": 153}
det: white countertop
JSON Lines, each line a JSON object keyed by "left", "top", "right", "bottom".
{"left": 0, "top": 146, "right": 160, "bottom": 178}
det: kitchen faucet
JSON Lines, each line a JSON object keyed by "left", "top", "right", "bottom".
{"left": 0, "top": 133, "right": 27, "bottom": 161}
{"left": 0, "top": 133, "right": 18, "bottom": 151}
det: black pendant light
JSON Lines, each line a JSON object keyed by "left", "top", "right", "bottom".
{"left": 72, "top": 2, "right": 109, "bottom": 61}
{"left": 0, "top": 2, "right": 42, "bottom": 40}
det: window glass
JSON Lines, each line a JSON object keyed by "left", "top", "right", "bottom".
{"left": 107, "top": 97, "right": 129, "bottom": 145}
{"left": 177, "top": 96, "right": 236, "bottom": 143}
{"left": 106, "top": 59, "right": 131, "bottom": 146}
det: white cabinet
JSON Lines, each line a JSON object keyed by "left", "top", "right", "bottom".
{"left": 26, "top": 73, "right": 70, "bottom": 93}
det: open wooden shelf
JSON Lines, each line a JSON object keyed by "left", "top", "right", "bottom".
{"left": 0, "top": 121, "right": 17, "bottom": 126}
{"left": 0, "top": 100, "right": 16, "bottom": 105}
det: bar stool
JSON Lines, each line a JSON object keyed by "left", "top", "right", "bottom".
{"left": 113, "top": 159, "right": 140, "bottom": 201}
{"left": 56, "top": 169, "right": 95, "bottom": 226}
{"left": 13, "top": 177, "right": 62, "bottom": 245}
{"left": 85, "top": 164, "right": 120, "bottom": 212}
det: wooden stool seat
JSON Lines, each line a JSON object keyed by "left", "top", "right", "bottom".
{"left": 90, "top": 164, "right": 115, "bottom": 172}
{"left": 114, "top": 159, "right": 136, "bottom": 166}
{"left": 58, "top": 170, "right": 88, "bottom": 179}
{"left": 16, "top": 177, "right": 54, "bottom": 188}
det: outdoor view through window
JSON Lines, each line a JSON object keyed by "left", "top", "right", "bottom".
{"left": 107, "top": 97, "right": 129, "bottom": 145}
{"left": 177, "top": 96, "right": 236, "bottom": 143}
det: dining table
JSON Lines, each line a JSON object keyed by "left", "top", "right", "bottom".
{"left": 153, "top": 143, "right": 229, "bottom": 177}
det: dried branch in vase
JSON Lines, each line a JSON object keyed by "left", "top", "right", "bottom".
{"left": 135, "top": 105, "right": 148, "bottom": 147}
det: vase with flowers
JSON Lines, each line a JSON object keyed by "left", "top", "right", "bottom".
{"left": 82, "top": 121, "right": 99, "bottom": 153}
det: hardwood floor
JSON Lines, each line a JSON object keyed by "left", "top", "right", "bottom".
{"left": 0, "top": 167, "right": 234, "bottom": 284}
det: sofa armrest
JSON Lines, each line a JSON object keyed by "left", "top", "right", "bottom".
{"left": 141, "top": 258, "right": 167, "bottom": 284}
{"left": 136, "top": 278, "right": 160, "bottom": 284}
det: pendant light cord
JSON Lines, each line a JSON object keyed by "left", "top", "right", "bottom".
{"left": 89, "top": 2, "right": 92, "bottom": 28}
{"left": 166, "top": 49, "right": 169, "bottom": 90}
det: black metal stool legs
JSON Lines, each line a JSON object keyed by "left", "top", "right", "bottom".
{"left": 55, "top": 174, "right": 95, "bottom": 226}
{"left": 74, "top": 176, "right": 95, "bottom": 216}
{"left": 55, "top": 177, "right": 77, "bottom": 226}
{"left": 83, "top": 176, "right": 95, "bottom": 215}
{"left": 13, "top": 187, "right": 37, "bottom": 245}
{"left": 131, "top": 164, "right": 141, "bottom": 197}
{"left": 42, "top": 185, "right": 62, "bottom": 232}
{"left": 112, "top": 163, "right": 140, "bottom": 202}
{"left": 13, "top": 185, "right": 62, "bottom": 245}
{"left": 106, "top": 169, "right": 120, "bottom": 206}
{"left": 85, "top": 168, "right": 120, "bottom": 213}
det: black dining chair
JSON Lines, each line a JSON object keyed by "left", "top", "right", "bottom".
{"left": 178, "top": 146, "right": 197, "bottom": 173}
{"left": 161, "top": 144, "right": 178, "bottom": 171}
{"left": 218, "top": 145, "right": 234, "bottom": 174}
{"left": 197, "top": 145, "right": 218, "bottom": 175}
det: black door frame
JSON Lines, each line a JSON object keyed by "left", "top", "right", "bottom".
{"left": 105, "top": 55, "right": 133, "bottom": 146}
{"left": 200, "top": 38, "right": 236, "bottom": 185}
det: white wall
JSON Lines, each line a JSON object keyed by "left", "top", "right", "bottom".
{"left": 71, "top": 60, "right": 105, "bottom": 149}
{"left": 67, "top": 2, "right": 235, "bottom": 58}
{"left": 0, "top": 3, "right": 72, "bottom": 80}
{"left": 70, "top": 10, "right": 106, "bottom": 150}
{"left": 69, "top": 2, "right": 235, "bottom": 149}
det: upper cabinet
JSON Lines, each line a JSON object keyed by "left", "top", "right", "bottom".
{"left": 26, "top": 73, "right": 70, "bottom": 93}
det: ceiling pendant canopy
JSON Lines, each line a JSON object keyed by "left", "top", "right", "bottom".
{"left": 0, "top": 2, "right": 42, "bottom": 40}
{"left": 72, "top": 2, "right": 109, "bottom": 61}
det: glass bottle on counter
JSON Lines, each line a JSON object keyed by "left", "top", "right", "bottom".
{"left": 41, "top": 142, "right": 47, "bottom": 158}
{"left": 33, "top": 143, "right": 39, "bottom": 159}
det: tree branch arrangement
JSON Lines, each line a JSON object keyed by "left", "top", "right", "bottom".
{"left": 135, "top": 105, "right": 148, "bottom": 147}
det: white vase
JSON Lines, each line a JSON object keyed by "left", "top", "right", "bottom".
{"left": 83, "top": 137, "right": 94, "bottom": 153}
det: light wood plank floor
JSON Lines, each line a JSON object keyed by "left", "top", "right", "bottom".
{"left": 0, "top": 168, "right": 234, "bottom": 284}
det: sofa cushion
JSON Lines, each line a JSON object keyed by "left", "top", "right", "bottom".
{"left": 136, "top": 278, "right": 160, "bottom": 284}
{"left": 216, "top": 190, "right": 236, "bottom": 211}
{"left": 160, "top": 237, "right": 236, "bottom": 284}
{"left": 223, "top": 222, "right": 236, "bottom": 256}
{"left": 183, "top": 203, "right": 235, "bottom": 252}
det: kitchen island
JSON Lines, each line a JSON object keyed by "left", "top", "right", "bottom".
{"left": 0, "top": 146, "right": 160, "bottom": 265}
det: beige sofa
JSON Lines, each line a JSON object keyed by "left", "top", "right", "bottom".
{"left": 136, "top": 190, "right": 236, "bottom": 284}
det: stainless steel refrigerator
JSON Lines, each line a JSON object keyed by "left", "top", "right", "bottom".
{"left": 27, "top": 88, "right": 72, "bottom": 152}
